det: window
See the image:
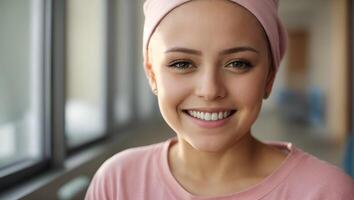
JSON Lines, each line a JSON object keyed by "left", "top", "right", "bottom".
{"left": 65, "top": 0, "right": 107, "bottom": 148}
{"left": 0, "top": 0, "right": 45, "bottom": 172}
{"left": 0, "top": 0, "right": 155, "bottom": 195}
{"left": 114, "top": 0, "right": 156, "bottom": 124}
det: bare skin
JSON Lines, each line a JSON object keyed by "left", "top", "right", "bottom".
{"left": 169, "top": 134, "right": 287, "bottom": 196}
{"left": 145, "top": 0, "right": 288, "bottom": 197}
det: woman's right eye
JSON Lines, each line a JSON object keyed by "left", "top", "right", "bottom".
{"left": 167, "top": 61, "right": 193, "bottom": 70}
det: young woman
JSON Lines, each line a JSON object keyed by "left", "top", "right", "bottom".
{"left": 86, "top": 0, "right": 354, "bottom": 199}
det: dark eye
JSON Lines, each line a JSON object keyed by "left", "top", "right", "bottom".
{"left": 168, "top": 60, "right": 193, "bottom": 70}
{"left": 225, "top": 60, "right": 253, "bottom": 71}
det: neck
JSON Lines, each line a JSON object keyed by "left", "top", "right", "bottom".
{"left": 169, "top": 133, "right": 263, "bottom": 182}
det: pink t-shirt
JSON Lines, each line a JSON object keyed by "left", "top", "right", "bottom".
{"left": 85, "top": 138, "right": 354, "bottom": 200}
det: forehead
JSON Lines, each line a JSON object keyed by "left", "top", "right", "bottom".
{"left": 150, "top": 0, "right": 267, "bottom": 51}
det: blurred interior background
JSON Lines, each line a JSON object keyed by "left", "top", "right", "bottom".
{"left": 0, "top": 0, "right": 353, "bottom": 199}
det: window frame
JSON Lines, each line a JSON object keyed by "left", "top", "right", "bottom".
{"left": 64, "top": 0, "right": 147, "bottom": 154}
{"left": 64, "top": 0, "right": 111, "bottom": 153}
{"left": 0, "top": 0, "right": 155, "bottom": 195}
{"left": 0, "top": 0, "right": 52, "bottom": 192}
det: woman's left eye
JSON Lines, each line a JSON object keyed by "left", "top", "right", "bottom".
{"left": 225, "top": 60, "right": 253, "bottom": 71}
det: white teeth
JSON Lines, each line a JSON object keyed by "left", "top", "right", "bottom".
{"left": 218, "top": 112, "right": 223, "bottom": 119}
{"left": 187, "top": 110, "right": 234, "bottom": 121}
{"left": 204, "top": 113, "right": 211, "bottom": 121}
{"left": 211, "top": 113, "right": 218, "bottom": 120}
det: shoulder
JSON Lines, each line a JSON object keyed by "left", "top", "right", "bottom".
{"left": 97, "top": 141, "right": 165, "bottom": 176}
{"left": 297, "top": 151, "right": 352, "bottom": 184}
{"left": 285, "top": 148, "right": 354, "bottom": 198}
{"left": 108, "top": 142, "right": 163, "bottom": 165}
{"left": 85, "top": 141, "right": 167, "bottom": 200}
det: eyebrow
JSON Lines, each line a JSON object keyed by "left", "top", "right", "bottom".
{"left": 220, "top": 46, "right": 259, "bottom": 55}
{"left": 164, "top": 46, "right": 259, "bottom": 55}
{"left": 165, "top": 47, "right": 202, "bottom": 55}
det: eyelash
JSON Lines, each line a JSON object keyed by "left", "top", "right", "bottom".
{"left": 167, "top": 60, "right": 194, "bottom": 70}
{"left": 167, "top": 59, "right": 253, "bottom": 72}
{"left": 225, "top": 60, "right": 253, "bottom": 71}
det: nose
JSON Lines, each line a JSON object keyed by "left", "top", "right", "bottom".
{"left": 195, "top": 68, "right": 227, "bottom": 101}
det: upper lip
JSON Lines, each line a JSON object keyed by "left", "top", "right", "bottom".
{"left": 183, "top": 108, "right": 236, "bottom": 112}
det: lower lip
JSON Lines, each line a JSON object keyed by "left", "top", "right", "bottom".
{"left": 184, "top": 112, "right": 234, "bottom": 129}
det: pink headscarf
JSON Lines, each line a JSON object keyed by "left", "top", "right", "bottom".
{"left": 143, "top": 0, "right": 287, "bottom": 71}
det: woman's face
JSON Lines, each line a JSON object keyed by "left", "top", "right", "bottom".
{"left": 146, "top": 0, "right": 274, "bottom": 152}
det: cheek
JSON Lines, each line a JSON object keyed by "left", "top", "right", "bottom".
{"left": 155, "top": 70, "right": 191, "bottom": 111}
{"left": 154, "top": 70, "right": 193, "bottom": 132}
{"left": 229, "top": 72, "right": 267, "bottom": 110}
{"left": 228, "top": 76, "right": 265, "bottom": 131}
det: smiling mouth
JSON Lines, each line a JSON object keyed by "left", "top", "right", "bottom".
{"left": 182, "top": 109, "right": 236, "bottom": 121}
